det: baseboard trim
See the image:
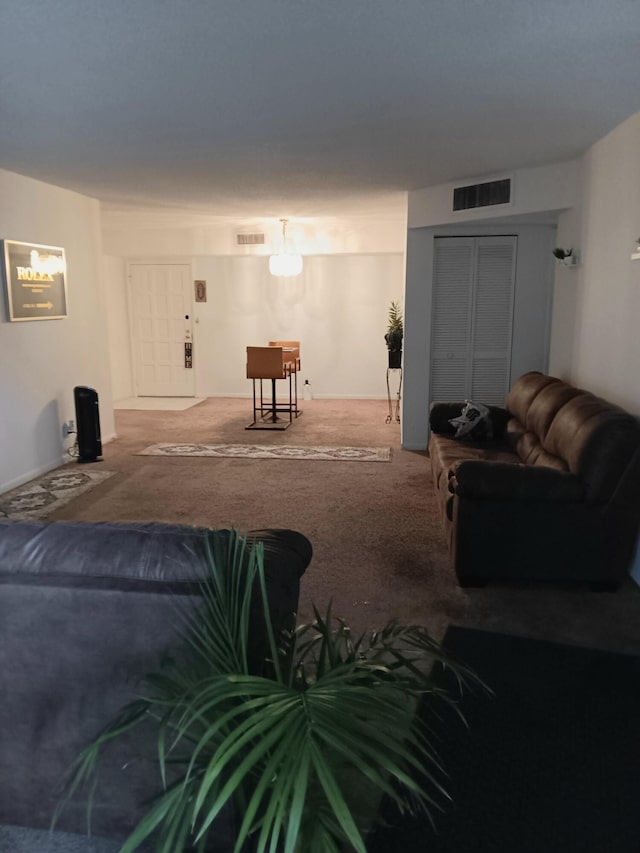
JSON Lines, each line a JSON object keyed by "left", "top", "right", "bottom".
{"left": 204, "top": 393, "right": 390, "bottom": 401}
{"left": 0, "top": 433, "right": 118, "bottom": 495}
{"left": 308, "top": 394, "right": 390, "bottom": 401}
{"left": 1, "top": 455, "right": 73, "bottom": 495}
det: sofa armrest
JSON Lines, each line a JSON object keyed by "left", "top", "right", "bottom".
{"left": 450, "top": 460, "right": 585, "bottom": 502}
{"left": 429, "top": 402, "right": 510, "bottom": 438}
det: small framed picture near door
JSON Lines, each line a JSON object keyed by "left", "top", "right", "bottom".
{"left": 194, "top": 279, "right": 207, "bottom": 302}
{"left": 2, "top": 240, "right": 67, "bottom": 321}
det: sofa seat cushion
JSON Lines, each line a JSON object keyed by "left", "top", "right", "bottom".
{"left": 430, "top": 434, "right": 520, "bottom": 488}
{"left": 429, "top": 434, "right": 521, "bottom": 520}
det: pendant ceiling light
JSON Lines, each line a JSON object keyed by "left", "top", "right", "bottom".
{"left": 269, "top": 219, "right": 303, "bottom": 277}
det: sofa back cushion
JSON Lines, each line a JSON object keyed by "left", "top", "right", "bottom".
{"left": 507, "top": 372, "right": 640, "bottom": 503}
{"left": 544, "top": 396, "right": 640, "bottom": 502}
{"left": 525, "top": 382, "right": 583, "bottom": 442}
{"left": 506, "top": 373, "right": 574, "bottom": 471}
{"left": 506, "top": 372, "right": 558, "bottom": 426}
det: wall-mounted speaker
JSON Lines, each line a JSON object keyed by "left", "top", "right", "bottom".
{"left": 73, "top": 386, "right": 103, "bottom": 463}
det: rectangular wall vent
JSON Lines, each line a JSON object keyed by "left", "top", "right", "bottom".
{"left": 235, "top": 232, "right": 265, "bottom": 246}
{"left": 453, "top": 178, "right": 511, "bottom": 211}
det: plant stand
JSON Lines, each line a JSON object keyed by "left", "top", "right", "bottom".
{"left": 386, "top": 368, "right": 402, "bottom": 424}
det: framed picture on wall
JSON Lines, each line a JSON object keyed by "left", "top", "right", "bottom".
{"left": 1, "top": 240, "right": 67, "bottom": 321}
{"left": 194, "top": 279, "right": 207, "bottom": 302}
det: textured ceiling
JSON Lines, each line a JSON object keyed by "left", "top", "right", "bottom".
{"left": 1, "top": 0, "right": 639, "bottom": 221}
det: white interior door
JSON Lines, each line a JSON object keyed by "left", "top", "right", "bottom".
{"left": 129, "top": 264, "right": 195, "bottom": 397}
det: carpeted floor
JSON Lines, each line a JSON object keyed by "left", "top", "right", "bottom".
{"left": 35, "top": 396, "right": 640, "bottom": 653}
{"left": 6, "top": 398, "right": 640, "bottom": 852}
{"left": 369, "top": 626, "right": 640, "bottom": 853}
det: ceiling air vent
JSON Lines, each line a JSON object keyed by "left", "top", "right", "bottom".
{"left": 453, "top": 178, "right": 511, "bottom": 211}
{"left": 235, "top": 232, "right": 265, "bottom": 246}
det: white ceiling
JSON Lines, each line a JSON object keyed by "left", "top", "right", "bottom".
{"left": 1, "top": 0, "right": 639, "bottom": 223}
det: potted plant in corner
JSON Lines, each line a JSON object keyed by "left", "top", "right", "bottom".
{"left": 385, "top": 300, "right": 403, "bottom": 368}
{"left": 57, "top": 532, "right": 484, "bottom": 853}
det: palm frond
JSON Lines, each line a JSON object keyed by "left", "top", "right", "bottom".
{"left": 57, "top": 530, "right": 488, "bottom": 853}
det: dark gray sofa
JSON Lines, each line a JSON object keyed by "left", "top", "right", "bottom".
{"left": 429, "top": 371, "right": 640, "bottom": 587}
{"left": 0, "top": 519, "right": 312, "bottom": 851}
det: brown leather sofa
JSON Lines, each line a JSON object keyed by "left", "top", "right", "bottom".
{"left": 429, "top": 372, "right": 640, "bottom": 587}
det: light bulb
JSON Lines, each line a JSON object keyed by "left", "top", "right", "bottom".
{"left": 269, "top": 253, "right": 303, "bottom": 276}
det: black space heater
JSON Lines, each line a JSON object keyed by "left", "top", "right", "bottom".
{"left": 74, "top": 386, "right": 103, "bottom": 463}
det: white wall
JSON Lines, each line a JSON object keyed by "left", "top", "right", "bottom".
{"left": 102, "top": 211, "right": 406, "bottom": 257}
{"left": 103, "top": 256, "right": 133, "bottom": 401}
{"left": 402, "top": 225, "right": 556, "bottom": 450}
{"left": 549, "top": 112, "right": 640, "bottom": 412}
{"left": 408, "top": 159, "right": 581, "bottom": 229}
{"left": 118, "top": 254, "right": 404, "bottom": 399}
{"left": 103, "top": 212, "right": 407, "bottom": 400}
{"left": 546, "top": 163, "right": 585, "bottom": 374}
{"left": 548, "top": 110, "right": 640, "bottom": 583}
{"left": 192, "top": 254, "right": 402, "bottom": 398}
{"left": 0, "top": 170, "right": 114, "bottom": 493}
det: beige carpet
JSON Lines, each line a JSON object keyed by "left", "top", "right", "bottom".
{"left": 36, "top": 396, "right": 640, "bottom": 654}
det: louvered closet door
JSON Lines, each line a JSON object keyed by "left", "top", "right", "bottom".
{"left": 430, "top": 236, "right": 516, "bottom": 406}
{"left": 470, "top": 236, "right": 516, "bottom": 403}
{"left": 430, "top": 238, "right": 475, "bottom": 400}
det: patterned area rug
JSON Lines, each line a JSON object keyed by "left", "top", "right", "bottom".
{"left": 0, "top": 467, "right": 116, "bottom": 521}
{"left": 138, "top": 443, "right": 392, "bottom": 462}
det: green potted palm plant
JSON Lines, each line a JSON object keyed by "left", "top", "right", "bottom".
{"left": 384, "top": 301, "right": 403, "bottom": 369}
{"left": 57, "top": 532, "right": 481, "bottom": 853}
